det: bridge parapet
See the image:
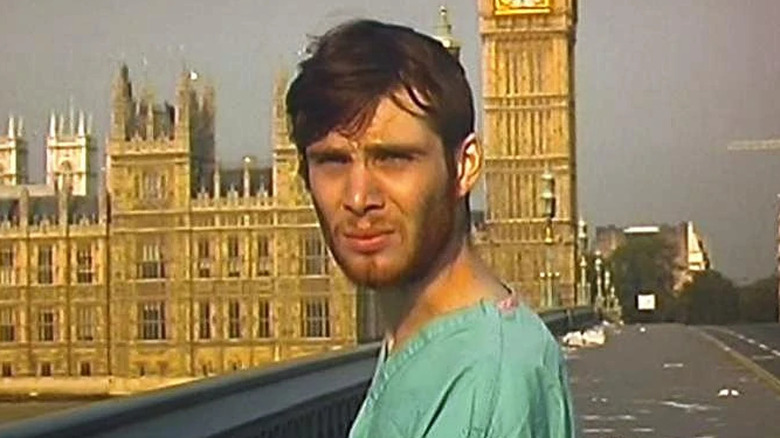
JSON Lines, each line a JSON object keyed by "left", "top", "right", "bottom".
{"left": 0, "top": 306, "right": 596, "bottom": 438}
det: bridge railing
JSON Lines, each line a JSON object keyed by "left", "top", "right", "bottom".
{"left": 0, "top": 306, "right": 597, "bottom": 438}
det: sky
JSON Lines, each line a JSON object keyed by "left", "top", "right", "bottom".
{"left": 1, "top": 0, "right": 779, "bottom": 283}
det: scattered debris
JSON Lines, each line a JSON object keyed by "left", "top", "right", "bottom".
{"left": 562, "top": 331, "right": 585, "bottom": 347}
{"left": 717, "top": 388, "right": 740, "bottom": 398}
{"left": 562, "top": 326, "right": 607, "bottom": 348}
{"left": 582, "top": 327, "right": 607, "bottom": 346}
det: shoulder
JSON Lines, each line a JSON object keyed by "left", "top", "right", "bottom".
{"left": 498, "top": 302, "right": 566, "bottom": 369}
{"left": 484, "top": 302, "right": 575, "bottom": 437}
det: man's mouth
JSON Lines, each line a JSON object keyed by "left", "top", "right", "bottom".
{"left": 341, "top": 230, "right": 394, "bottom": 254}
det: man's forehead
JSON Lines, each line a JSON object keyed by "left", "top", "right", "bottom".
{"left": 314, "top": 96, "right": 432, "bottom": 151}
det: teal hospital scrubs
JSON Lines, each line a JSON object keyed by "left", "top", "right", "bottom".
{"left": 348, "top": 296, "right": 576, "bottom": 438}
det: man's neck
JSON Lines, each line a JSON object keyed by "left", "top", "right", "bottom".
{"left": 374, "top": 237, "right": 509, "bottom": 355}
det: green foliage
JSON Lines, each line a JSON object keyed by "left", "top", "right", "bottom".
{"left": 600, "top": 233, "right": 777, "bottom": 325}
{"left": 607, "top": 235, "right": 678, "bottom": 323}
{"left": 737, "top": 275, "right": 778, "bottom": 322}
{"left": 678, "top": 270, "right": 739, "bottom": 324}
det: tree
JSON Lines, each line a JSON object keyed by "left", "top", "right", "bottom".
{"left": 678, "top": 270, "right": 739, "bottom": 325}
{"left": 738, "top": 275, "right": 778, "bottom": 322}
{"left": 608, "top": 235, "right": 678, "bottom": 323}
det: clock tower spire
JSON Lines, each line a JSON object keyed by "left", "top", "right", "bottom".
{"left": 477, "top": 0, "right": 579, "bottom": 308}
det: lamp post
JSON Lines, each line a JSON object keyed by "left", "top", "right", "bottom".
{"left": 577, "top": 218, "right": 589, "bottom": 306}
{"left": 539, "top": 169, "right": 559, "bottom": 308}
{"left": 594, "top": 251, "right": 605, "bottom": 311}
{"left": 608, "top": 284, "right": 618, "bottom": 314}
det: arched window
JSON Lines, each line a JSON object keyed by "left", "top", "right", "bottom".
{"left": 56, "top": 161, "right": 74, "bottom": 191}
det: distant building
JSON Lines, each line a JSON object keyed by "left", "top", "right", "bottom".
{"left": 45, "top": 110, "right": 98, "bottom": 196}
{"left": 595, "top": 222, "right": 711, "bottom": 292}
{"left": 0, "top": 116, "right": 29, "bottom": 185}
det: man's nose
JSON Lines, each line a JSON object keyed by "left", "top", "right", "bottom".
{"left": 343, "top": 162, "right": 383, "bottom": 215}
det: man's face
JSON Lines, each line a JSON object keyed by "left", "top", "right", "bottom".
{"left": 305, "top": 94, "right": 459, "bottom": 289}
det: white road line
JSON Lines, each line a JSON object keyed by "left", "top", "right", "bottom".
{"left": 747, "top": 338, "right": 757, "bottom": 345}
{"left": 751, "top": 354, "right": 776, "bottom": 361}
{"left": 759, "top": 343, "right": 770, "bottom": 351}
{"left": 583, "top": 429, "right": 614, "bottom": 434}
{"left": 772, "top": 350, "right": 780, "bottom": 357}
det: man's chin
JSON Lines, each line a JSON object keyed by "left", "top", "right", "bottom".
{"left": 341, "top": 264, "right": 406, "bottom": 290}
{"left": 347, "top": 272, "right": 402, "bottom": 290}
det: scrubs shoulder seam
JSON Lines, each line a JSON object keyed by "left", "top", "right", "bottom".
{"left": 481, "top": 306, "right": 503, "bottom": 436}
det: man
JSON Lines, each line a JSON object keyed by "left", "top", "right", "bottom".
{"left": 286, "top": 19, "right": 575, "bottom": 438}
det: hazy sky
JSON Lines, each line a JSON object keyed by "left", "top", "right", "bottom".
{"left": 1, "top": 0, "right": 779, "bottom": 283}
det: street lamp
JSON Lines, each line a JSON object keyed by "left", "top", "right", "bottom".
{"left": 577, "top": 218, "right": 589, "bottom": 306}
{"left": 594, "top": 251, "right": 605, "bottom": 311}
{"left": 539, "top": 169, "right": 559, "bottom": 308}
{"left": 608, "top": 284, "right": 618, "bottom": 313}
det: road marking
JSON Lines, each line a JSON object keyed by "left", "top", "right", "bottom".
{"left": 583, "top": 428, "right": 614, "bottom": 434}
{"left": 752, "top": 355, "right": 776, "bottom": 361}
{"left": 631, "top": 428, "right": 654, "bottom": 433}
{"left": 695, "top": 328, "right": 780, "bottom": 396}
{"left": 759, "top": 343, "right": 770, "bottom": 351}
{"left": 660, "top": 400, "right": 715, "bottom": 412}
{"left": 772, "top": 350, "right": 780, "bottom": 357}
{"left": 747, "top": 338, "right": 757, "bottom": 345}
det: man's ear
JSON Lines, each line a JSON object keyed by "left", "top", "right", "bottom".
{"left": 454, "top": 133, "right": 482, "bottom": 198}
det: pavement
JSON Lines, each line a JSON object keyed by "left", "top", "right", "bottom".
{"left": 566, "top": 323, "right": 780, "bottom": 438}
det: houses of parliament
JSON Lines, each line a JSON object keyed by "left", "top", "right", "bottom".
{"left": 0, "top": 0, "right": 579, "bottom": 387}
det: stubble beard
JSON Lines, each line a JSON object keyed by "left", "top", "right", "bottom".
{"left": 315, "top": 194, "right": 459, "bottom": 291}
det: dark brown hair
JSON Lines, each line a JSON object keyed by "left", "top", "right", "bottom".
{"left": 285, "top": 19, "right": 475, "bottom": 182}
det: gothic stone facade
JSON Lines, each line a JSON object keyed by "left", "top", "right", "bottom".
{"left": 0, "top": 67, "right": 358, "bottom": 381}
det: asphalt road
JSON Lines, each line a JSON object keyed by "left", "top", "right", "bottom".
{"left": 700, "top": 324, "right": 780, "bottom": 383}
{"left": 567, "top": 323, "right": 780, "bottom": 438}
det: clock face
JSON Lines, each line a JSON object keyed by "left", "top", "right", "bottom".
{"left": 494, "top": 0, "right": 551, "bottom": 15}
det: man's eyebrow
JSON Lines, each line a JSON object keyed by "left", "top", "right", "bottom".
{"left": 363, "top": 143, "right": 428, "bottom": 155}
{"left": 305, "top": 144, "right": 350, "bottom": 156}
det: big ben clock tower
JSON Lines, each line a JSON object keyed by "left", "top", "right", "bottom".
{"left": 477, "top": 0, "right": 578, "bottom": 308}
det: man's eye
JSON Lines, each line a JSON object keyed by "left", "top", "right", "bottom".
{"left": 376, "top": 152, "right": 413, "bottom": 164}
{"left": 313, "top": 155, "right": 349, "bottom": 165}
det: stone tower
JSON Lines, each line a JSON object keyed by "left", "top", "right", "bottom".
{"left": 477, "top": 0, "right": 578, "bottom": 308}
{"left": 0, "top": 115, "right": 28, "bottom": 186}
{"left": 105, "top": 64, "right": 208, "bottom": 376}
{"left": 46, "top": 109, "right": 96, "bottom": 195}
{"left": 271, "top": 67, "right": 307, "bottom": 207}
